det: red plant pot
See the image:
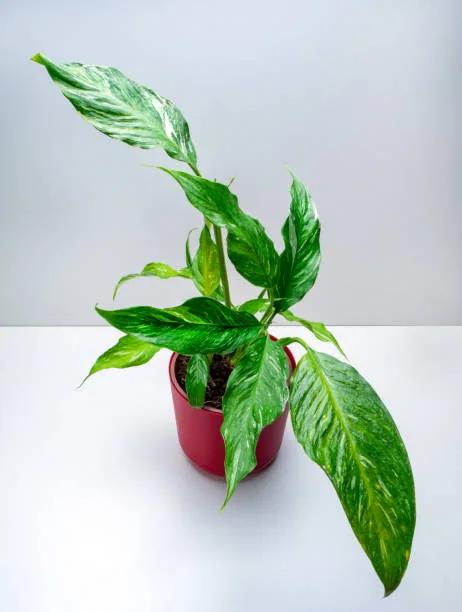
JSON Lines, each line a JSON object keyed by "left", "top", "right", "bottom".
{"left": 169, "top": 337, "right": 296, "bottom": 477}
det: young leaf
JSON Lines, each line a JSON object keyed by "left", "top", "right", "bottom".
{"left": 191, "top": 226, "right": 221, "bottom": 297}
{"left": 221, "top": 335, "right": 289, "bottom": 508}
{"left": 80, "top": 334, "right": 161, "bottom": 386}
{"left": 113, "top": 262, "right": 192, "bottom": 299}
{"left": 158, "top": 169, "right": 279, "bottom": 288}
{"left": 96, "top": 297, "right": 262, "bottom": 355}
{"left": 275, "top": 172, "right": 321, "bottom": 311}
{"left": 226, "top": 221, "right": 279, "bottom": 288}
{"left": 280, "top": 310, "right": 346, "bottom": 358}
{"left": 185, "top": 354, "right": 210, "bottom": 407}
{"left": 32, "top": 54, "right": 197, "bottom": 165}
{"left": 290, "top": 349, "right": 416, "bottom": 596}
{"left": 237, "top": 298, "right": 270, "bottom": 315}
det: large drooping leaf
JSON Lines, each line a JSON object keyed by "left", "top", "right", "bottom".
{"left": 191, "top": 226, "right": 221, "bottom": 297}
{"left": 32, "top": 54, "right": 197, "bottom": 164}
{"left": 79, "top": 334, "right": 161, "bottom": 386}
{"left": 96, "top": 297, "right": 262, "bottom": 355}
{"left": 280, "top": 310, "right": 346, "bottom": 358}
{"left": 221, "top": 335, "right": 290, "bottom": 507}
{"left": 185, "top": 354, "right": 210, "bottom": 407}
{"left": 290, "top": 349, "right": 415, "bottom": 595}
{"left": 158, "top": 169, "right": 279, "bottom": 288}
{"left": 113, "top": 262, "right": 192, "bottom": 299}
{"left": 275, "top": 172, "right": 321, "bottom": 311}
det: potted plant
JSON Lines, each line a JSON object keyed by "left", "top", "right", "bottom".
{"left": 32, "top": 54, "right": 416, "bottom": 596}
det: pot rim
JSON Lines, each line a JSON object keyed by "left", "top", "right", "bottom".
{"left": 168, "top": 334, "right": 296, "bottom": 414}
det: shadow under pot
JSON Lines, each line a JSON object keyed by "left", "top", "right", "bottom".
{"left": 168, "top": 336, "right": 296, "bottom": 477}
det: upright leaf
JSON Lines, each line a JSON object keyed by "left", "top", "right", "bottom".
{"left": 275, "top": 172, "right": 321, "bottom": 311}
{"left": 290, "top": 349, "right": 415, "bottom": 595}
{"left": 32, "top": 54, "right": 197, "bottom": 164}
{"left": 191, "top": 226, "right": 221, "bottom": 297}
{"left": 158, "top": 169, "right": 278, "bottom": 288}
{"left": 113, "top": 262, "right": 192, "bottom": 299}
{"left": 80, "top": 334, "right": 161, "bottom": 386}
{"left": 280, "top": 310, "right": 346, "bottom": 358}
{"left": 226, "top": 219, "right": 279, "bottom": 288}
{"left": 96, "top": 297, "right": 262, "bottom": 355}
{"left": 221, "top": 335, "right": 289, "bottom": 507}
{"left": 185, "top": 354, "right": 210, "bottom": 407}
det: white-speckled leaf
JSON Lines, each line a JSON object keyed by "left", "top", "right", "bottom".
{"left": 221, "top": 335, "right": 289, "bottom": 507}
{"left": 290, "top": 349, "right": 415, "bottom": 596}
{"left": 96, "top": 297, "right": 262, "bottom": 355}
{"left": 185, "top": 354, "right": 210, "bottom": 407}
{"left": 159, "top": 169, "right": 279, "bottom": 288}
{"left": 275, "top": 172, "right": 320, "bottom": 311}
{"left": 32, "top": 54, "right": 197, "bottom": 164}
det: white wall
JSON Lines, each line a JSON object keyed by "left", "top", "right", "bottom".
{"left": 1, "top": 0, "right": 461, "bottom": 325}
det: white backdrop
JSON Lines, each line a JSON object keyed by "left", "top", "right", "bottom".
{"left": 1, "top": 0, "right": 461, "bottom": 325}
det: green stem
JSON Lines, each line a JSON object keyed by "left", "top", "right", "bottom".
{"left": 188, "top": 163, "right": 232, "bottom": 308}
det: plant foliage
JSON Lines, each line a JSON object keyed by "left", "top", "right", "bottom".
{"left": 35, "top": 54, "right": 415, "bottom": 596}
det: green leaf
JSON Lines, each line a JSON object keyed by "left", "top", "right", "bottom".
{"left": 237, "top": 298, "right": 270, "bottom": 315}
{"left": 226, "top": 221, "right": 279, "bottom": 288}
{"left": 185, "top": 354, "right": 210, "bottom": 407}
{"left": 158, "top": 169, "right": 279, "bottom": 288}
{"left": 280, "top": 310, "right": 346, "bottom": 358}
{"left": 290, "top": 349, "right": 415, "bottom": 596}
{"left": 191, "top": 226, "right": 221, "bottom": 297}
{"left": 275, "top": 172, "right": 321, "bottom": 311}
{"left": 79, "top": 334, "right": 161, "bottom": 386}
{"left": 96, "top": 297, "right": 262, "bottom": 355}
{"left": 32, "top": 54, "right": 197, "bottom": 164}
{"left": 113, "top": 262, "right": 191, "bottom": 299}
{"left": 221, "top": 335, "right": 290, "bottom": 508}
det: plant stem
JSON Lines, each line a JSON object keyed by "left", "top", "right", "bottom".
{"left": 188, "top": 163, "right": 232, "bottom": 308}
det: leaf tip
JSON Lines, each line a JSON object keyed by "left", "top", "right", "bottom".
{"left": 30, "top": 53, "right": 45, "bottom": 64}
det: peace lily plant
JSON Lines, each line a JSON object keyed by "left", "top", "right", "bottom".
{"left": 33, "top": 54, "right": 415, "bottom": 596}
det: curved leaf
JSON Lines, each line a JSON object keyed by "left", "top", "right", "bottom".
{"left": 185, "top": 354, "right": 210, "bottom": 407}
{"left": 221, "top": 335, "right": 289, "bottom": 507}
{"left": 113, "top": 262, "right": 191, "bottom": 299}
{"left": 280, "top": 310, "right": 346, "bottom": 358}
{"left": 191, "top": 226, "right": 221, "bottom": 297}
{"left": 158, "top": 169, "right": 278, "bottom": 288}
{"left": 290, "top": 349, "right": 415, "bottom": 595}
{"left": 275, "top": 172, "right": 321, "bottom": 311}
{"left": 96, "top": 297, "right": 262, "bottom": 355}
{"left": 80, "top": 334, "right": 161, "bottom": 386}
{"left": 226, "top": 220, "right": 279, "bottom": 288}
{"left": 32, "top": 54, "right": 197, "bottom": 164}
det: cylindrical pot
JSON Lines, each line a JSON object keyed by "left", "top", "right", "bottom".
{"left": 169, "top": 337, "right": 296, "bottom": 477}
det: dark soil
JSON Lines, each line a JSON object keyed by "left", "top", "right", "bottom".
{"left": 175, "top": 354, "right": 234, "bottom": 411}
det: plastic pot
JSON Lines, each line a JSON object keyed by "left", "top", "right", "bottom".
{"left": 168, "top": 336, "right": 296, "bottom": 477}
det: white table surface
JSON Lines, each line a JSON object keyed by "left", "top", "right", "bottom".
{"left": 0, "top": 326, "right": 461, "bottom": 612}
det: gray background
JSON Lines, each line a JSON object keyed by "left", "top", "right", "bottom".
{"left": 1, "top": 0, "right": 461, "bottom": 325}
